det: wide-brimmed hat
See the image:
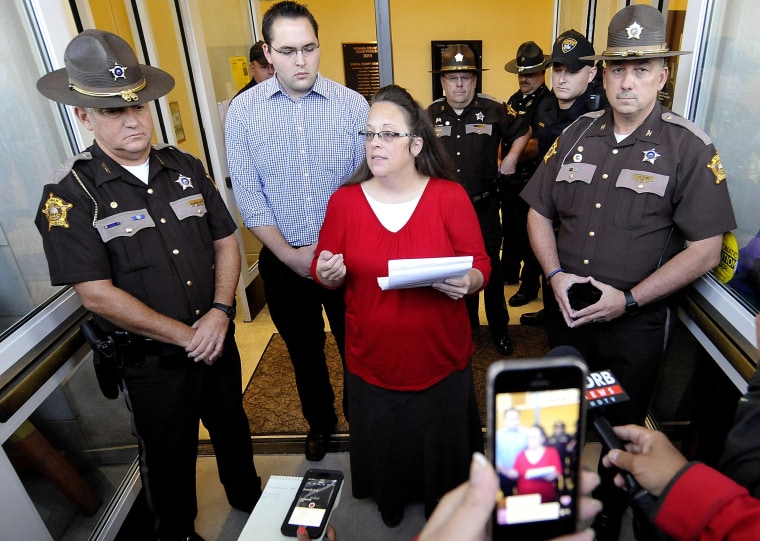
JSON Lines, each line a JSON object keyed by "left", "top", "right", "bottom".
{"left": 504, "top": 41, "right": 550, "bottom": 74}
{"left": 581, "top": 4, "right": 691, "bottom": 61}
{"left": 546, "top": 30, "right": 595, "bottom": 72}
{"left": 37, "top": 29, "right": 175, "bottom": 108}
{"left": 432, "top": 44, "right": 487, "bottom": 73}
{"left": 249, "top": 41, "right": 268, "bottom": 64}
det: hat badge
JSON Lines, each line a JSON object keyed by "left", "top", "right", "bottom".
{"left": 626, "top": 21, "right": 643, "bottom": 40}
{"left": 454, "top": 52, "right": 464, "bottom": 62}
{"left": 109, "top": 63, "right": 128, "bottom": 81}
{"left": 562, "top": 38, "right": 578, "bottom": 53}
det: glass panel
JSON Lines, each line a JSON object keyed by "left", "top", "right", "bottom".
{"left": 0, "top": 2, "right": 70, "bottom": 337}
{"left": 693, "top": 0, "right": 760, "bottom": 311}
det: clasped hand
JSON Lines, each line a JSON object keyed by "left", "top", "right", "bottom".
{"left": 552, "top": 273, "right": 626, "bottom": 328}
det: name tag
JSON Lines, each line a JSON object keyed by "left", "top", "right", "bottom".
{"left": 96, "top": 209, "right": 155, "bottom": 242}
{"left": 170, "top": 195, "right": 208, "bottom": 220}
{"left": 615, "top": 169, "right": 669, "bottom": 196}
{"left": 555, "top": 163, "right": 596, "bottom": 184}
{"left": 434, "top": 125, "right": 452, "bottom": 137}
{"left": 465, "top": 123, "right": 493, "bottom": 136}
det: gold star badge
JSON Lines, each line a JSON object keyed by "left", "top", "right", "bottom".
{"left": 544, "top": 138, "right": 558, "bottom": 164}
{"left": 707, "top": 152, "right": 727, "bottom": 184}
{"left": 41, "top": 193, "right": 73, "bottom": 230}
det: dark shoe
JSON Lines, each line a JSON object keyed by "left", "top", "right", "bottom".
{"left": 508, "top": 289, "right": 538, "bottom": 307}
{"left": 305, "top": 430, "right": 332, "bottom": 461}
{"left": 520, "top": 309, "right": 546, "bottom": 326}
{"left": 592, "top": 512, "right": 622, "bottom": 541}
{"left": 494, "top": 335, "right": 514, "bottom": 356}
{"left": 380, "top": 505, "right": 404, "bottom": 528}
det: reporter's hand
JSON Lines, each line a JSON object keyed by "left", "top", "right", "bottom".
{"left": 296, "top": 524, "right": 336, "bottom": 541}
{"left": 602, "top": 424, "right": 688, "bottom": 497}
{"left": 417, "top": 453, "right": 601, "bottom": 541}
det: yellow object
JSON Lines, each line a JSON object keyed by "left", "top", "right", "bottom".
{"left": 229, "top": 56, "right": 249, "bottom": 91}
{"left": 715, "top": 231, "right": 738, "bottom": 283}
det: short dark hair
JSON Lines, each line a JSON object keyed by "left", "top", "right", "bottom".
{"left": 346, "top": 85, "right": 457, "bottom": 185}
{"left": 262, "top": 1, "right": 319, "bottom": 45}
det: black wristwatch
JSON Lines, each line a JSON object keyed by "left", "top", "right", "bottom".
{"left": 211, "top": 302, "right": 236, "bottom": 320}
{"left": 623, "top": 290, "right": 639, "bottom": 315}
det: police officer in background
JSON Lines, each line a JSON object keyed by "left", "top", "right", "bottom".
{"left": 35, "top": 30, "right": 260, "bottom": 541}
{"left": 522, "top": 6, "right": 736, "bottom": 539}
{"left": 233, "top": 40, "right": 274, "bottom": 100}
{"left": 500, "top": 41, "right": 552, "bottom": 305}
{"left": 519, "top": 30, "right": 606, "bottom": 327}
{"left": 427, "top": 44, "right": 530, "bottom": 356}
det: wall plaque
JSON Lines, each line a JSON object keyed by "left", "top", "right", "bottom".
{"left": 342, "top": 42, "right": 380, "bottom": 102}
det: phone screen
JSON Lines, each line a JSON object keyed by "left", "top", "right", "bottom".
{"left": 488, "top": 358, "right": 586, "bottom": 540}
{"left": 286, "top": 476, "right": 339, "bottom": 528}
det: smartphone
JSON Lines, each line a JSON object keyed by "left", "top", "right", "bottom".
{"left": 487, "top": 357, "right": 588, "bottom": 541}
{"left": 280, "top": 469, "right": 343, "bottom": 538}
{"left": 567, "top": 282, "right": 602, "bottom": 311}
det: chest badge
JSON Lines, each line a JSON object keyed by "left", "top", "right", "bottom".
{"left": 573, "top": 153, "right": 583, "bottom": 163}
{"left": 175, "top": 174, "right": 193, "bottom": 190}
{"left": 41, "top": 193, "right": 74, "bottom": 230}
{"left": 707, "top": 152, "right": 727, "bottom": 184}
{"left": 642, "top": 148, "right": 661, "bottom": 164}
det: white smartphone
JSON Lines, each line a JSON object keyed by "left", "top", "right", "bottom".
{"left": 487, "top": 357, "right": 588, "bottom": 541}
{"left": 280, "top": 469, "right": 343, "bottom": 539}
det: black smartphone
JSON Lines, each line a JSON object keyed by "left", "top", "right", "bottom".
{"left": 567, "top": 282, "right": 602, "bottom": 311}
{"left": 487, "top": 357, "right": 588, "bottom": 541}
{"left": 280, "top": 469, "right": 344, "bottom": 538}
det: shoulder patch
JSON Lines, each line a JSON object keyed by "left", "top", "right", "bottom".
{"left": 41, "top": 192, "right": 74, "bottom": 230}
{"left": 47, "top": 151, "right": 92, "bottom": 184}
{"left": 543, "top": 137, "right": 559, "bottom": 164}
{"left": 707, "top": 152, "right": 727, "bottom": 184}
{"left": 661, "top": 112, "right": 712, "bottom": 145}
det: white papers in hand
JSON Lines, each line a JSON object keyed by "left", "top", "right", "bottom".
{"left": 377, "top": 256, "right": 473, "bottom": 290}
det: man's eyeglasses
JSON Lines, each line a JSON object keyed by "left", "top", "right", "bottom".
{"left": 443, "top": 74, "right": 474, "bottom": 83}
{"left": 268, "top": 42, "right": 320, "bottom": 58}
{"left": 359, "top": 131, "right": 418, "bottom": 142}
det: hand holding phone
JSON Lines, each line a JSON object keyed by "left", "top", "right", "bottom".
{"left": 487, "top": 357, "right": 588, "bottom": 540}
{"left": 281, "top": 469, "right": 343, "bottom": 539}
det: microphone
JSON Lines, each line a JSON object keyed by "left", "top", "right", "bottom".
{"left": 544, "top": 346, "right": 667, "bottom": 539}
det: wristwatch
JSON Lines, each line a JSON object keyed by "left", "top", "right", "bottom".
{"left": 211, "top": 302, "right": 236, "bottom": 320}
{"left": 623, "top": 290, "right": 639, "bottom": 315}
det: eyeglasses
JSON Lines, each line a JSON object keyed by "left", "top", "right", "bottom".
{"left": 268, "top": 42, "right": 320, "bottom": 58}
{"left": 359, "top": 131, "right": 418, "bottom": 142}
{"left": 443, "top": 74, "right": 474, "bottom": 83}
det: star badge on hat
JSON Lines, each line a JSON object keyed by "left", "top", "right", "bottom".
{"left": 41, "top": 193, "right": 74, "bottom": 230}
{"left": 455, "top": 52, "right": 464, "bottom": 62}
{"left": 109, "top": 63, "right": 128, "bottom": 81}
{"left": 626, "top": 22, "right": 643, "bottom": 40}
{"left": 175, "top": 174, "right": 194, "bottom": 190}
{"left": 642, "top": 148, "right": 661, "bottom": 164}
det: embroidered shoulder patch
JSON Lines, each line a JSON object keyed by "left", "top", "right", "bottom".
{"left": 707, "top": 152, "right": 727, "bottom": 184}
{"left": 544, "top": 138, "right": 559, "bottom": 164}
{"left": 41, "top": 193, "right": 74, "bottom": 230}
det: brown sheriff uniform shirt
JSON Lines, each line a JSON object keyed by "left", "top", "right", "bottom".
{"left": 521, "top": 103, "right": 736, "bottom": 291}
{"left": 35, "top": 142, "right": 237, "bottom": 330}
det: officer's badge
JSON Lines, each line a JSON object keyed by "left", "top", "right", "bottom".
{"left": 707, "top": 152, "right": 727, "bottom": 184}
{"left": 454, "top": 52, "right": 464, "bottom": 63}
{"left": 544, "top": 138, "right": 558, "bottom": 164}
{"left": 109, "top": 63, "right": 128, "bottom": 81}
{"left": 476, "top": 112, "right": 485, "bottom": 121}
{"left": 41, "top": 193, "right": 73, "bottom": 230}
{"left": 175, "top": 174, "right": 193, "bottom": 190}
{"left": 626, "top": 22, "right": 643, "bottom": 40}
{"left": 562, "top": 38, "right": 577, "bottom": 54}
{"left": 642, "top": 148, "right": 661, "bottom": 164}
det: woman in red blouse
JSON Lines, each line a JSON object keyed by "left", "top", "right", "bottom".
{"left": 312, "top": 85, "right": 490, "bottom": 527}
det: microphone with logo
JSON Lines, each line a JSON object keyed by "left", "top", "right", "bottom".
{"left": 545, "top": 346, "right": 668, "bottom": 540}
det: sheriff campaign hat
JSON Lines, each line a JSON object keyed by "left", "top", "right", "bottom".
{"left": 546, "top": 30, "right": 595, "bottom": 72}
{"left": 37, "top": 29, "right": 175, "bottom": 108}
{"left": 432, "top": 44, "right": 488, "bottom": 73}
{"left": 504, "top": 41, "right": 550, "bottom": 74}
{"left": 581, "top": 4, "right": 691, "bottom": 61}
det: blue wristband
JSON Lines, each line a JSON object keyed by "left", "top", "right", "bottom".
{"left": 547, "top": 268, "right": 565, "bottom": 282}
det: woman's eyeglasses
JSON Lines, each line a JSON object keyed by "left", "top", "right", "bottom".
{"left": 359, "top": 131, "right": 418, "bottom": 142}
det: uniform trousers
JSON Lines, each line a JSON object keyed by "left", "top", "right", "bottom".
{"left": 119, "top": 324, "right": 259, "bottom": 539}
{"left": 258, "top": 246, "right": 346, "bottom": 432}
{"left": 546, "top": 295, "right": 675, "bottom": 522}
{"left": 500, "top": 176, "right": 543, "bottom": 295}
{"left": 466, "top": 197, "right": 510, "bottom": 338}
